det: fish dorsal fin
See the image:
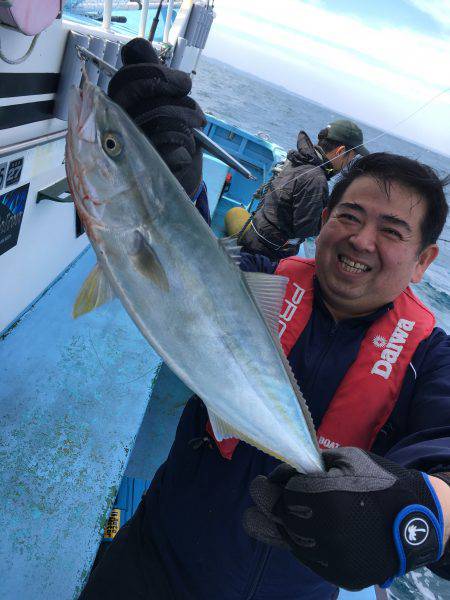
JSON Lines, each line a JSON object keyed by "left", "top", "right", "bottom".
{"left": 218, "top": 236, "right": 242, "bottom": 267}
{"left": 73, "top": 263, "right": 116, "bottom": 318}
{"left": 243, "top": 271, "right": 289, "bottom": 336}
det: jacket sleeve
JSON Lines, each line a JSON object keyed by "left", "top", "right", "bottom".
{"left": 239, "top": 251, "right": 278, "bottom": 274}
{"left": 291, "top": 175, "right": 329, "bottom": 240}
{"left": 385, "top": 329, "right": 450, "bottom": 473}
{"left": 385, "top": 329, "right": 450, "bottom": 579}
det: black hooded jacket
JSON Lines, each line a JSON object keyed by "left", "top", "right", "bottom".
{"left": 239, "top": 131, "right": 332, "bottom": 260}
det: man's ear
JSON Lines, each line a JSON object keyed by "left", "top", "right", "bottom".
{"left": 335, "top": 145, "right": 346, "bottom": 156}
{"left": 321, "top": 207, "right": 329, "bottom": 227}
{"left": 411, "top": 244, "right": 439, "bottom": 283}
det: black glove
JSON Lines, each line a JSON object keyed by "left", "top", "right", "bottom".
{"left": 244, "top": 447, "right": 445, "bottom": 591}
{"left": 108, "top": 37, "right": 206, "bottom": 197}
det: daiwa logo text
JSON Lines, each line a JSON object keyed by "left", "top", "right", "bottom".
{"left": 371, "top": 319, "right": 415, "bottom": 380}
{"left": 278, "top": 283, "right": 305, "bottom": 338}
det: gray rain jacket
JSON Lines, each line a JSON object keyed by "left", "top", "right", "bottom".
{"left": 239, "top": 131, "right": 332, "bottom": 260}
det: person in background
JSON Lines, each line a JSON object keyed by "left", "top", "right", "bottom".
{"left": 238, "top": 120, "right": 369, "bottom": 260}
{"left": 107, "top": 37, "right": 211, "bottom": 223}
{"left": 80, "top": 39, "right": 450, "bottom": 599}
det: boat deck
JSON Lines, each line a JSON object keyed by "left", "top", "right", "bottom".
{"left": 1, "top": 248, "right": 162, "bottom": 598}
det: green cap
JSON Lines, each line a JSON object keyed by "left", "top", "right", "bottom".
{"left": 325, "top": 119, "right": 369, "bottom": 156}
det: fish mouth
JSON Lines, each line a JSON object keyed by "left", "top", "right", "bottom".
{"left": 66, "top": 81, "right": 106, "bottom": 231}
{"left": 72, "top": 80, "right": 98, "bottom": 144}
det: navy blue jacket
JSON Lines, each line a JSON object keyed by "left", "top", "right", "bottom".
{"left": 141, "top": 252, "right": 450, "bottom": 599}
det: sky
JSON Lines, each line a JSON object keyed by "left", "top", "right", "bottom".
{"left": 203, "top": 0, "right": 450, "bottom": 156}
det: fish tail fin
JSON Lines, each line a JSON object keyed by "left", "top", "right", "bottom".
{"left": 73, "top": 264, "right": 115, "bottom": 318}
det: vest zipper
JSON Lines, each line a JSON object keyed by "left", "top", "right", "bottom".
{"left": 244, "top": 544, "right": 271, "bottom": 600}
{"left": 304, "top": 323, "right": 340, "bottom": 392}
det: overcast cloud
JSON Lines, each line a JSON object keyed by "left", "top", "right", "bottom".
{"left": 204, "top": 0, "right": 450, "bottom": 156}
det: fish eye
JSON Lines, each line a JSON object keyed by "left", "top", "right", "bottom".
{"left": 102, "top": 132, "right": 123, "bottom": 158}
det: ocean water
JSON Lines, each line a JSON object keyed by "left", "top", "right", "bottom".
{"left": 192, "top": 56, "right": 450, "bottom": 335}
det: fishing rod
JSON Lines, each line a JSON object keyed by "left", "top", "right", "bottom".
{"left": 148, "top": 0, "right": 164, "bottom": 42}
{"left": 75, "top": 45, "right": 256, "bottom": 181}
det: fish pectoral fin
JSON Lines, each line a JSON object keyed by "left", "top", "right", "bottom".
{"left": 127, "top": 230, "right": 169, "bottom": 292}
{"left": 207, "top": 409, "right": 241, "bottom": 441}
{"left": 218, "top": 236, "right": 242, "bottom": 267}
{"left": 73, "top": 263, "right": 116, "bottom": 318}
{"left": 243, "top": 272, "right": 289, "bottom": 336}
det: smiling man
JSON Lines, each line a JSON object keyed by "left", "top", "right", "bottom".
{"left": 81, "top": 154, "right": 450, "bottom": 600}
{"left": 315, "top": 174, "right": 438, "bottom": 320}
{"left": 244, "top": 152, "right": 450, "bottom": 594}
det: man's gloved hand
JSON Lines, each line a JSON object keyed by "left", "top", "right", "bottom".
{"left": 244, "top": 447, "right": 445, "bottom": 591}
{"left": 108, "top": 37, "right": 206, "bottom": 197}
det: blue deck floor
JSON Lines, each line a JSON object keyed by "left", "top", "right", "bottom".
{"left": 0, "top": 248, "right": 163, "bottom": 599}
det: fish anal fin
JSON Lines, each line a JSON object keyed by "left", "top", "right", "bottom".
{"left": 208, "top": 409, "right": 241, "bottom": 441}
{"left": 243, "top": 272, "right": 288, "bottom": 336}
{"left": 73, "top": 263, "right": 115, "bottom": 318}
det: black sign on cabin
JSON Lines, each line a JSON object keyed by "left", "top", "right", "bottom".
{"left": 0, "top": 162, "right": 7, "bottom": 188}
{"left": 5, "top": 157, "right": 24, "bottom": 187}
{"left": 0, "top": 183, "right": 29, "bottom": 256}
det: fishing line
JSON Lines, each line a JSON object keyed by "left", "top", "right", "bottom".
{"left": 88, "top": 322, "right": 156, "bottom": 385}
{"left": 88, "top": 325, "right": 108, "bottom": 374}
{"left": 255, "top": 85, "right": 450, "bottom": 203}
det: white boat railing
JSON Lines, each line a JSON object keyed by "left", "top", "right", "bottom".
{"left": 0, "top": 130, "right": 67, "bottom": 158}
{"left": 66, "top": 0, "right": 183, "bottom": 34}
{"left": 138, "top": 0, "right": 149, "bottom": 37}
{"left": 102, "top": 0, "right": 113, "bottom": 30}
{"left": 163, "top": 0, "right": 175, "bottom": 43}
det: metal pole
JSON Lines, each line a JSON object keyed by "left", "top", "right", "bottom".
{"left": 148, "top": 0, "right": 164, "bottom": 42}
{"left": 0, "top": 130, "right": 67, "bottom": 159}
{"left": 102, "top": 0, "right": 113, "bottom": 30}
{"left": 139, "top": 0, "right": 150, "bottom": 37}
{"left": 163, "top": 0, "right": 175, "bottom": 43}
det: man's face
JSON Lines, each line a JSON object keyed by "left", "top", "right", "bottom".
{"left": 315, "top": 175, "right": 438, "bottom": 319}
{"left": 327, "top": 147, "right": 356, "bottom": 173}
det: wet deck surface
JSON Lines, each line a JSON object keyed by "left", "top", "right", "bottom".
{"left": 0, "top": 248, "right": 162, "bottom": 600}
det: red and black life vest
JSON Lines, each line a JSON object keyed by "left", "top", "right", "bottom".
{"left": 207, "top": 257, "right": 435, "bottom": 457}
{"left": 277, "top": 257, "right": 435, "bottom": 450}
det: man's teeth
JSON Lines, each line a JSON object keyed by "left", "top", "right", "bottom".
{"left": 338, "top": 255, "right": 370, "bottom": 273}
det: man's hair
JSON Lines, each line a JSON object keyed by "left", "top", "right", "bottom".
{"left": 328, "top": 152, "right": 449, "bottom": 250}
{"left": 317, "top": 128, "right": 348, "bottom": 154}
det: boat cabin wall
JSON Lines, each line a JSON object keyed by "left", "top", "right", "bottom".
{"left": 0, "top": 19, "right": 69, "bottom": 150}
{"left": 0, "top": 137, "right": 89, "bottom": 334}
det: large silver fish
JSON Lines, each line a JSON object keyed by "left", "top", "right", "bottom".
{"left": 65, "top": 79, "right": 323, "bottom": 473}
